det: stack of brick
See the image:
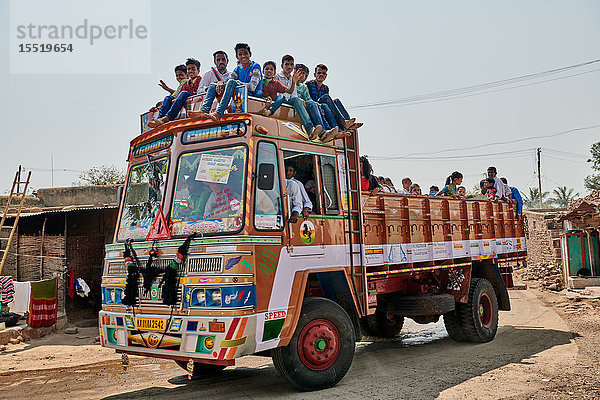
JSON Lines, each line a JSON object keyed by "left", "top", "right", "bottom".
{"left": 520, "top": 263, "right": 563, "bottom": 291}
{"left": 524, "top": 210, "right": 564, "bottom": 267}
{"left": 522, "top": 210, "right": 566, "bottom": 291}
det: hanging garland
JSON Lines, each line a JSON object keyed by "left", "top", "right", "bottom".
{"left": 160, "top": 234, "right": 195, "bottom": 305}
{"left": 121, "top": 234, "right": 196, "bottom": 306}
{"left": 122, "top": 240, "right": 140, "bottom": 306}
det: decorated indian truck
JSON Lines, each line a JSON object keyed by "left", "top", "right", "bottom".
{"left": 99, "top": 87, "right": 527, "bottom": 391}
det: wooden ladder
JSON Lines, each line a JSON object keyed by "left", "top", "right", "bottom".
{"left": 0, "top": 167, "right": 31, "bottom": 275}
{"left": 343, "top": 132, "right": 368, "bottom": 316}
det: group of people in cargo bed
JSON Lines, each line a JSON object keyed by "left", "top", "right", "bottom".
{"left": 360, "top": 156, "right": 523, "bottom": 215}
{"left": 147, "top": 43, "right": 362, "bottom": 143}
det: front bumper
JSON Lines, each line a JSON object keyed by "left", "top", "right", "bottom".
{"left": 99, "top": 310, "right": 257, "bottom": 363}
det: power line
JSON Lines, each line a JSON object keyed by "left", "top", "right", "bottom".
{"left": 349, "top": 58, "right": 600, "bottom": 110}
{"left": 370, "top": 149, "right": 535, "bottom": 161}
{"left": 543, "top": 148, "right": 589, "bottom": 159}
{"left": 543, "top": 155, "right": 590, "bottom": 165}
{"left": 351, "top": 68, "right": 600, "bottom": 110}
{"left": 22, "top": 167, "right": 84, "bottom": 173}
{"left": 369, "top": 124, "right": 600, "bottom": 159}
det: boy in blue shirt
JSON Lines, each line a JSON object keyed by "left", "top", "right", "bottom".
{"left": 189, "top": 43, "right": 263, "bottom": 122}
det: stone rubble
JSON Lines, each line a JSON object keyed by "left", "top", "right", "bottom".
{"left": 519, "top": 263, "right": 564, "bottom": 291}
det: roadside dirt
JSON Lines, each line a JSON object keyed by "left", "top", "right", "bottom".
{"left": 0, "top": 285, "right": 598, "bottom": 399}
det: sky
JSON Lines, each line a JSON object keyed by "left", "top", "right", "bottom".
{"left": 1, "top": 0, "right": 599, "bottom": 200}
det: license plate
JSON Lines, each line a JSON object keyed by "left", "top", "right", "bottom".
{"left": 136, "top": 318, "right": 165, "bottom": 331}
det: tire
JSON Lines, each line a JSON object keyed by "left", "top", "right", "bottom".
{"left": 382, "top": 293, "right": 455, "bottom": 317}
{"left": 446, "top": 278, "right": 499, "bottom": 343}
{"left": 271, "top": 297, "right": 356, "bottom": 391}
{"left": 365, "top": 310, "right": 404, "bottom": 338}
{"left": 174, "top": 360, "right": 226, "bottom": 377}
{"left": 443, "top": 309, "right": 467, "bottom": 342}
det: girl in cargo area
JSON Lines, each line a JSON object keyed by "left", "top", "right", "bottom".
{"left": 437, "top": 171, "right": 463, "bottom": 198}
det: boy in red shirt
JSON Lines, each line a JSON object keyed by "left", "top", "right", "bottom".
{"left": 148, "top": 58, "right": 202, "bottom": 128}
{"left": 261, "top": 61, "right": 298, "bottom": 117}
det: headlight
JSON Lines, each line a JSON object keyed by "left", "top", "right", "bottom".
{"left": 196, "top": 290, "right": 205, "bottom": 305}
{"left": 204, "top": 336, "right": 214, "bottom": 350}
{"left": 211, "top": 290, "right": 221, "bottom": 305}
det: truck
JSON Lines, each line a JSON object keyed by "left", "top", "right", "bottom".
{"left": 99, "top": 86, "right": 526, "bottom": 391}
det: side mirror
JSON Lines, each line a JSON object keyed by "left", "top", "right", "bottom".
{"left": 257, "top": 163, "right": 275, "bottom": 191}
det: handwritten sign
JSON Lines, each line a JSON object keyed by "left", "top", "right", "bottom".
{"left": 196, "top": 154, "right": 234, "bottom": 184}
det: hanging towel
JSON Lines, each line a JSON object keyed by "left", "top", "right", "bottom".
{"left": 0, "top": 276, "right": 15, "bottom": 304}
{"left": 9, "top": 281, "right": 31, "bottom": 314}
{"left": 68, "top": 270, "right": 75, "bottom": 298}
{"left": 27, "top": 277, "right": 57, "bottom": 328}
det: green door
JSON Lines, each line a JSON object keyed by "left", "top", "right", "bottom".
{"left": 567, "top": 234, "right": 584, "bottom": 276}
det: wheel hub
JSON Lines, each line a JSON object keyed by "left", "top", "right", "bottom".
{"left": 298, "top": 318, "right": 340, "bottom": 370}
{"left": 478, "top": 292, "right": 493, "bottom": 328}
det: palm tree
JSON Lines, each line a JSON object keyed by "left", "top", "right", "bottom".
{"left": 523, "top": 188, "right": 552, "bottom": 209}
{"left": 552, "top": 186, "right": 579, "bottom": 208}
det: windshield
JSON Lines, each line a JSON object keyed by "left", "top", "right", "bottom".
{"left": 171, "top": 145, "right": 247, "bottom": 236}
{"left": 117, "top": 157, "right": 169, "bottom": 241}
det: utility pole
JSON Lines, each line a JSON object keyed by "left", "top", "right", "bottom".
{"left": 537, "top": 147, "right": 543, "bottom": 209}
{"left": 51, "top": 153, "right": 54, "bottom": 188}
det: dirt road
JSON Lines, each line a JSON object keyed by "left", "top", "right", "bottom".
{"left": 1, "top": 288, "right": 597, "bottom": 399}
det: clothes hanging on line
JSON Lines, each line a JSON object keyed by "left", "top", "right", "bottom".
{"left": 0, "top": 276, "right": 15, "bottom": 304}
{"left": 9, "top": 281, "right": 31, "bottom": 314}
{"left": 74, "top": 278, "right": 91, "bottom": 297}
{"left": 27, "top": 277, "right": 57, "bottom": 328}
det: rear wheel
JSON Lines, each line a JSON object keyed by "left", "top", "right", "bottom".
{"left": 271, "top": 297, "right": 356, "bottom": 391}
{"left": 444, "top": 278, "right": 498, "bottom": 343}
{"left": 365, "top": 310, "right": 404, "bottom": 338}
{"left": 174, "top": 360, "right": 226, "bottom": 377}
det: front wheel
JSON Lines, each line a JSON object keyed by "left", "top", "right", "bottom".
{"left": 271, "top": 297, "right": 356, "bottom": 391}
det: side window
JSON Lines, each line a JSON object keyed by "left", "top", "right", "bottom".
{"left": 320, "top": 156, "right": 339, "bottom": 214}
{"left": 254, "top": 142, "right": 284, "bottom": 231}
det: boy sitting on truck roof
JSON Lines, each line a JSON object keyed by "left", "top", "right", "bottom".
{"left": 295, "top": 63, "right": 348, "bottom": 143}
{"left": 158, "top": 64, "right": 188, "bottom": 97}
{"left": 260, "top": 61, "right": 298, "bottom": 116}
{"left": 306, "top": 64, "right": 363, "bottom": 131}
{"left": 148, "top": 58, "right": 202, "bottom": 128}
{"left": 196, "top": 50, "right": 232, "bottom": 95}
{"left": 189, "top": 43, "right": 263, "bottom": 122}
{"left": 274, "top": 55, "right": 325, "bottom": 141}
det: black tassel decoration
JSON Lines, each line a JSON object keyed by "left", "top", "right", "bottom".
{"left": 142, "top": 249, "right": 160, "bottom": 294}
{"left": 122, "top": 241, "right": 140, "bottom": 306}
{"left": 161, "top": 233, "right": 196, "bottom": 306}
{"left": 161, "top": 260, "right": 178, "bottom": 305}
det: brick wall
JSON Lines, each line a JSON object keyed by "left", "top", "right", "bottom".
{"left": 524, "top": 210, "right": 564, "bottom": 266}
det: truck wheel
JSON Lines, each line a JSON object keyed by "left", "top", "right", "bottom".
{"left": 443, "top": 309, "right": 467, "bottom": 342}
{"left": 271, "top": 297, "right": 356, "bottom": 391}
{"left": 365, "top": 310, "right": 404, "bottom": 338}
{"left": 174, "top": 360, "right": 225, "bottom": 377}
{"left": 453, "top": 278, "right": 499, "bottom": 343}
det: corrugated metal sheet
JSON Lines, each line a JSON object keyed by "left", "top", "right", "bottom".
{"left": 8, "top": 204, "right": 118, "bottom": 218}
